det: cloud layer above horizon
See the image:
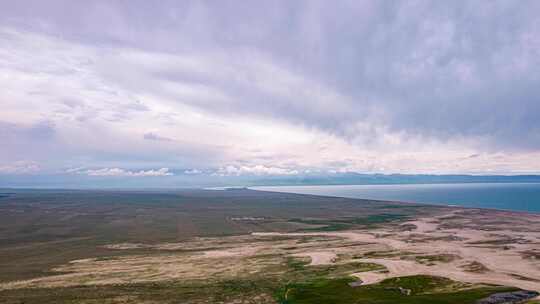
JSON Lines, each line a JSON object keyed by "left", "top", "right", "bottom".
{"left": 1, "top": 0, "right": 540, "bottom": 185}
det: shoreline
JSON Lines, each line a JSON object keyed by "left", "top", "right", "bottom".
{"left": 251, "top": 183, "right": 540, "bottom": 215}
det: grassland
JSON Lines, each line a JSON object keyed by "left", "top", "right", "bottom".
{"left": 282, "top": 276, "right": 515, "bottom": 304}
{"left": 0, "top": 188, "right": 538, "bottom": 303}
{"left": 0, "top": 189, "right": 437, "bottom": 283}
{"left": 0, "top": 256, "right": 515, "bottom": 304}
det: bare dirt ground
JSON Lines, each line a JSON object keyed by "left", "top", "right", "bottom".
{"left": 1, "top": 208, "right": 539, "bottom": 297}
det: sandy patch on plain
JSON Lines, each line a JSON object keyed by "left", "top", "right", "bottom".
{"left": 292, "top": 251, "right": 337, "bottom": 265}
{"left": 203, "top": 246, "right": 261, "bottom": 258}
{"left": 255, "top": 212, "right": 540, "bottom": 292}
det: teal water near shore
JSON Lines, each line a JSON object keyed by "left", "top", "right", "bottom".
{"left": 254, "top": 183, "right": 540, "bottom": 213}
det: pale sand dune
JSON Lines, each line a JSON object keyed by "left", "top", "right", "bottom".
{"left": 292, "top": 251, "right": 337, "bottom": 265}
{"left": 255, "top": 212, "right": 540, "bottom": 292}
{"left": 403, "top": 219, "right": 439, "bottom": 233}
{"left": 353, "top": 257, "right": 540, "bottom": 292}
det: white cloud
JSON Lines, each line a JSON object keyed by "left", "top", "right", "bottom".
{"left": 216, "top": 165, "right": 299, "bottom": 176}
{"left": 184, "top": 169, "right": 202, "bottom": 174}
{"left": 82, "top": 167, "right": 173, "bottom": 177}
{"left": 0, "top": 161, "right": 40, "bottom": 174}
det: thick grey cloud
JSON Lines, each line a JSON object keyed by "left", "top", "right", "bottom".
{"left": 1, "top": 1, "right": 540, "bottom": 182}
{"left": 10, "top": 0, "right": 534, "bottom": 149}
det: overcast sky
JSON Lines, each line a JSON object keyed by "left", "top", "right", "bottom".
{"left": 1, "top": 0, "right": 540, "bottom": 186}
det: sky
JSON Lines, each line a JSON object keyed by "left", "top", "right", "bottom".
{"left": 1, "top": 1, "right": 540, "bottom": 187}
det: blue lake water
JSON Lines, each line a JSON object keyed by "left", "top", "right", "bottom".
{"left": 253, "top": 183, "right": 540, "bottom": 213}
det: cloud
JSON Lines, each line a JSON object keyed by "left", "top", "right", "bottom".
{"left": 80, "top": 167, "right": 173, "bottom": 177}
{"left": 143, "top": 132, "right": 173, "bottom": 142}
{"left": 0, "top": 161, "right": 40, "bottom": 174}
{"left": 0, "top": 120, "right": 58, "bottom": 166}
{"left": 0, "top": 120, "right": 56, "bottom": 141}
{"left": 184, "top": 169, "right": 202, "bottom": 174}
{"left": 56, "top": 2, "right": 537, "bottom": 150}
{"left": 1, "top": 1, "right": 540, "bottom": 185}
{"left": 216, "top": 165, "right": 299, "bottom": 176}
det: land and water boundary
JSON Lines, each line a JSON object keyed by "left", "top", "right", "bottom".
{"left": 254, "top": 182, "right": 540, "bottom": 213}
{"left": 0, "top": 188, "right": 539, "bottom": 303}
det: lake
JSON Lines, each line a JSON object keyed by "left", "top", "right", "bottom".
{"left": 253, "top": 183, "right": 540, "bottom": 213}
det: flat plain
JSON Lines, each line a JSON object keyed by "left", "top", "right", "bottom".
{"left": 0, "top": 189, "right": 539, "bottom": 303}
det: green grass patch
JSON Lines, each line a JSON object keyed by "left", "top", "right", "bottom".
{"left": 289, "top": 214, "right": 409, "bottom": 232}
{"left": 0, "top": 258, "right": 520, "bottom": 304}
{"left": 280, "top": 275, "right": 518, "bottom": 304}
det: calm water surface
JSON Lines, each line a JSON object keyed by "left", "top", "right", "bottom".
{"left": 254, "top": 183, "right": 540, "bottom": 213}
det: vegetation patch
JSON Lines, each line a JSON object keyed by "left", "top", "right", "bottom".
{"left": 461, "top": 261, "right": 490, "bottom": 273}
{"left": 283, "top": 256, "right": 383, "bottom": 281}
{"left": 520, "top": 249, "right": 540, "bottom": 260}
{"left": 409, "top": 254, "right": 460, "bottom": 265}
{"left": 280, "top": 275, "right": 518, "bottom": 304}
{"left": 359, "top": 250, "right": 414, "bottom": 259}
{"left": 289, "top": 214, "right": 409, "bottom": 232}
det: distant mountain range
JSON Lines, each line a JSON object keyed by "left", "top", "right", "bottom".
{"left": 2, "top": 172, "right": 540, "bottom": 189}
{"left": 249, "top": 173, "right": 540, "bottom": 186}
